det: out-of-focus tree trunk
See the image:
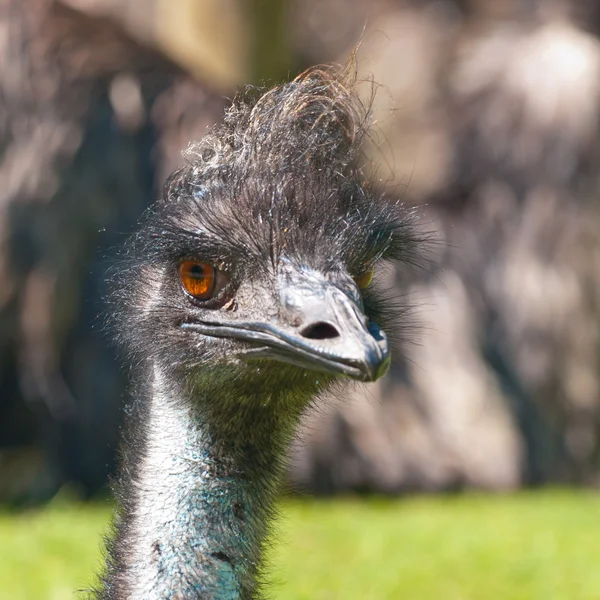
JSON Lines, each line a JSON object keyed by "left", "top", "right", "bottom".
{"left": 251, "top": 0, "right": 290, "bottom": 82}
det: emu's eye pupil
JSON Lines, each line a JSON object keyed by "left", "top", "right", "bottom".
{"left": 179, "top": 261, "right": 216, "bottom": 300}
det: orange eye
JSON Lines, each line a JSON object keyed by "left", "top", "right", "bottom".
{"left": 354, "top": 268, "right": 374, "bottom": 290}
{"left": 179, "top": 261, "right": 216, "bottom": 300}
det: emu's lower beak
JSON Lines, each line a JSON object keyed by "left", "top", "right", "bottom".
{"left": 182, "top": 273, "right": 390, "bottom": 382}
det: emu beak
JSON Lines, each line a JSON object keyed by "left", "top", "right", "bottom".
{"left": 258, "top": 274, "right": 391, "bottom": 382}
{"left": 182, "top": 270, "right": 391, "bottom": 382}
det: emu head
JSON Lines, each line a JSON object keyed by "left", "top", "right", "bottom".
{"left": 115, "top": 68, "right": 416, "bottom": 398}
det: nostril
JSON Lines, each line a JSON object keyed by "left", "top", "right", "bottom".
{"left": 300, "top": 321, "right": 340, "bottom": 340}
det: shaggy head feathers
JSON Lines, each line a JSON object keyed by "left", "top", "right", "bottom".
{"left": 113, "top": 66, "right": 417, "bottom": 368}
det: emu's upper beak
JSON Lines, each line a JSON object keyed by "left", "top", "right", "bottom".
{"left": 182, "top": 269, "right": 390, "bottom": 382}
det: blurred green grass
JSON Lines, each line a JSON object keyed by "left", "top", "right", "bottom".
{"left": 1, "top": 490, "right": 599, "bottom": 599}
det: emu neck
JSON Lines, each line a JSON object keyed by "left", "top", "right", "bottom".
{"left": 104, "top": 366, "right": 309, "bottom": 600}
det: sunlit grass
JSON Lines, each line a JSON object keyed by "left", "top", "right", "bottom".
{"left": 1, "top": 490, "right": 599, "bottom": 599}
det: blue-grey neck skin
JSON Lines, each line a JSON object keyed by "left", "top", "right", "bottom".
{"left": 97, "top": 363, "right": 319, "bottom": 600}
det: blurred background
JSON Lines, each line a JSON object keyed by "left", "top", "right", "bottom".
{"left": 1, "top": 0, "right": 600, "bottom": 598}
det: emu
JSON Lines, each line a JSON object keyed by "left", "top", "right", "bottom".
{"left": 97, "top": 67, "right": 416, "bottom": 599}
